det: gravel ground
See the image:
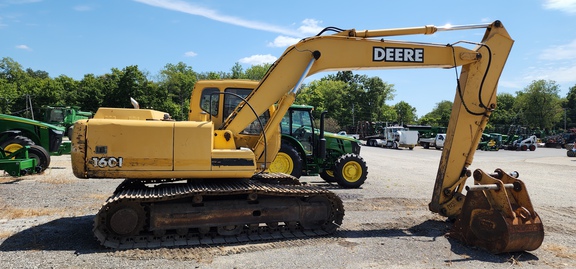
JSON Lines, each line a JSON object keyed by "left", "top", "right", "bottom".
{"left": 1, "top": 146, "right": 575, "bottom": 268}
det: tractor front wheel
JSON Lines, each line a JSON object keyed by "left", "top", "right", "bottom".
{"left": 320, "top": 169, "right": 337, "bottom": 183}
{"left": 334, "top": 153, "right": 368, "bottom": 188}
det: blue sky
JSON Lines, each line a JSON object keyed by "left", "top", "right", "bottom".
{"left": 2, "top": 0, "right": 576, "bottom": 116}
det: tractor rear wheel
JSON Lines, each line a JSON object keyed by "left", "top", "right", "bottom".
{"left": 334, "top": 153, "right": 368, "bottom": 188}
{"left": 269, "top": 143, "right": 302, "bottom": 178}
{"left": 0, "top": 135, "right": 35, "bottom": 153}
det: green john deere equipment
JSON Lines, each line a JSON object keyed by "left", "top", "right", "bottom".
{"left": 271, "top": 105, "right": 368, "bottom": 188}
{"left": 478, "top": 133, "right": 503, "bottom": 151}
{"left": 40, "top": 106, "right": 92, "bottom": 138}
{"left": 0, "top": 145, "right": 47, "bottom": 176}
{"left": 0, "top": 113, "right": 66, "bottom": 172}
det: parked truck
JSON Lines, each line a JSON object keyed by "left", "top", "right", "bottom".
{"left": 365, "top": 125, "right": 419, "bottom": 149}
{"left": 419, "top": 133, "right": 446, "bottom": 149}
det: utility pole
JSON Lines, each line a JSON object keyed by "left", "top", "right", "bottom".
{"left": 352, "top": 103, "right": 355, "bottom": 128}
{"left": 564, "top": 108, "right": 567, "bottom": 131}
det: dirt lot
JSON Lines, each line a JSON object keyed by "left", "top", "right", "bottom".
{"left": 1, "top": 146, "right": 575, "bottom": 268}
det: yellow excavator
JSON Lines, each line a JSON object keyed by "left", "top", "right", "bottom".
{"left": 71, "top": 20, "right": 543, "bottom": 253}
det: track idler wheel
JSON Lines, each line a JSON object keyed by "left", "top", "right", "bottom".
{"left": 105, "top": 201, "right": 146, "bottom": 236}
{"left": 449, "top": 169, "right": 544, "bottom": 254}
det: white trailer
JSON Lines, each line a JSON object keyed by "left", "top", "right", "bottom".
{"left": 365, "top": 126, "right": 419, "bottom": 150}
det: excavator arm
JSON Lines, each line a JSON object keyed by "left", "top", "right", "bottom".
{"left": 222, "top": 21, "right": 543, "bottom": 253}
{"left": 223, "top": 22, "right": 494, "bottom": 170}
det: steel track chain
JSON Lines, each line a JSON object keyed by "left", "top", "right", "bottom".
{"left": 94, "top": 175, "right": 344, "bottom": 249}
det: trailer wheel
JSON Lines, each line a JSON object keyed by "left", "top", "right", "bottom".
{"left": 27, "top": 145, "right": 51, "bottom": 172}
{"left": 320, "top": 169, "right": 337, "bottom": 183}
{"left": 269, "top": 143, "right": 302, "bottom": 178}
{"left": 334, "top": 153, "right": 368, "bottom": 188}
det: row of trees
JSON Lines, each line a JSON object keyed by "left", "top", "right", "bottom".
{"left": 297, "top": 71, "right": 575, "bottom": 135}
{"left": 0, "top": 58, "right": 270, "bottom": 121}
{"left": 1, "top": 57, "right": 575, "bottom": 134}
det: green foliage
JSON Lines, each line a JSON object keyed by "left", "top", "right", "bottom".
{"left": 297, "top": 71, "right": 396, "bottom": 130}
{"left": 157, "top": 62, "right": 197, "bottom": 120}
{"left": 564, "top": 85, "right": 576, "bottom": 129}
{"left": 489, "top": 93, "right": 518, "bottom": 125}
{"left": 419, "top": 100, "right": 453, "bottom": 127}
{"left": 243, "top": 64, "right": 271, "bottom": 80}
{"left": 514, "top": 80, "right": 562, "bottom": 129}
{"left": 296, "top": 79, "right": 348, "bottom": 120}
{"left": 393, "top": 101, "right": 417, "bottom": 125}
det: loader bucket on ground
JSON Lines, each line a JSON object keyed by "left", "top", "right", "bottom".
{"left": 448, "top": 169, "right": 544, "bottom": 254}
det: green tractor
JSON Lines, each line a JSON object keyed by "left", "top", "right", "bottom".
{"left": 41, "top": 106, "right": 92, "bottom": 138}
{"left": 269, "top": 105, "right": 368, "bottom": 188}
{"left": 0, "top": 113, "right": 66, "bottom": 173}
{"left": 478, "top": 133, "right": 503, "bottom": 151}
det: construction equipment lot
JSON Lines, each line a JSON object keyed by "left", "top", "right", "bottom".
{"left": 1, "top": 146, "right": 574, "bottom": 268}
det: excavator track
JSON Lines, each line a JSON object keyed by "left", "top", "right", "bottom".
{"left": 93, "top": 173, "right": 344, "bottom": 249}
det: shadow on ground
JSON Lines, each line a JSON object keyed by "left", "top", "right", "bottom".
{"left": 0, "top": 215, "right": 541, "bottom": 264}
{"left": 337, "top": 219, "right": 539, "bottom": 264}
{"left": 0, "top": 215, "right": 104, "bottom": 254}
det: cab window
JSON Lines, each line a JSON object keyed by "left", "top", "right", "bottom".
{"left": 200, "top": 88, "right": 220, "bottom": 116}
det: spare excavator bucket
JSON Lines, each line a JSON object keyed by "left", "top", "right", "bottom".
{"left": 449, "top": 169, "right": 544, "bottom": 254}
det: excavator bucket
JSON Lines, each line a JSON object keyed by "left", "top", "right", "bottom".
{"left": 449, "top": 169, "right": 544, "bottom": 254}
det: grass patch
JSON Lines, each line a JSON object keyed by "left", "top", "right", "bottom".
{"left": 545, "top": 244, "right": 576, "bottom": 259}
{"left": 85, "top": 193, "right": 111, "bottom": 200}
{"left": 0, "top": 202, "right": 65, "bottom": 220}
{"left": 0, "top": 230, "right": 14, "bottom": 239}
{"left": 0, "top": 177, "right": 24, "bottom": 184}
{"left": 37, "top": 175, "right": 77, "bottom": 184}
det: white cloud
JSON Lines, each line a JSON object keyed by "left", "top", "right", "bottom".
{"left": 133, "top": 0, "right": 300, "bottom": 36}
{"left": 267, "top": 19, "right": 324, "bottom": 47}
{"left": 529, "top": 39, "right": 576, "bottom": 84}
{"left": 524, "top": 64, "right": 576, "bottom": 84}
{"left": 543, "top": 0, "right": 576, "bottom": 14}
{"left": 297, "top": 19, "right": 323, "bottom": 35}
{"left": 539, "top": 39, "right": 576, "bottom": 60}
{"left": 184, "top": 51, "right": 197, "bottom": 57}
{"left": 239, "top": 54, "right": 277, "bottom": 65}
{"left": 15, "top": 44, "right": 32, "bottom": 51}
{"left": 268, "top": 36, "right": 301, "bottom": 47}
